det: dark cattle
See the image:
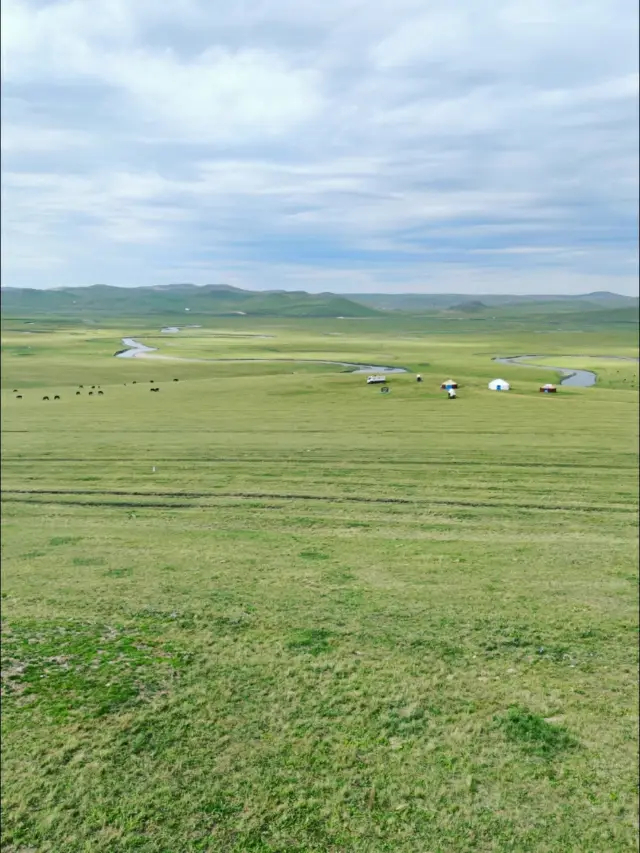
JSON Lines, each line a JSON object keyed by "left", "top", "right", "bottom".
{"left": 43, "top": 396, "right": 49, "bottom": 401}
{"left": 76, "top": 391, "right": 81, "bottom": 395}
{"left": 150, "top": 380, "right": 154, "bottom": 383}
{"left": 79, "top": 385, "right": 84, "bottom": 388}
{"left": 133, "top": 381, "right": 137, "bottom": 385}
{"left": 16, "top": 395, "right": 22, "bottom": 399}
{"left": 173, "top": 378, "right": 179, "bottom": 382}
{"left": 150, "top": 387, "right": 160, "bottom": 392}
{"left": 89, "top": 391, "right": 94, "bottom": 396}
{"left": 12, "top": 389, "right": 18, "bottom": 392}
{"left": 91, "top": 385, "right": 96, "bottom": 389}
{"left": 54, "top": 395, "right": 60, "bottom": 400}
{"left": 98, "top": 390, "right": 104, "bottom": 395}
{"left": 381, "top": 387, "right": 390, "bottom": 393}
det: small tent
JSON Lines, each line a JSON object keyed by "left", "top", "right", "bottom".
{"left": 540, "top": 383, "right": 557, "bottom": 393}
{"left": 440, "top": 379, "right": 458, "bottom": 390}
{"left": 488, "top": 378, "right": 510, "bottom": 391}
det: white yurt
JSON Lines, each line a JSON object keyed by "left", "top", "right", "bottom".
{"left": 488, "top": 378, "right": 510, "bottom": 391}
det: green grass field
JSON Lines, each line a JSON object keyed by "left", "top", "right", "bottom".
{"left": 1, "top": 313, "right": 638, "bottom": 852}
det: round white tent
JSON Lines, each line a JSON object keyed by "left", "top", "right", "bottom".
{"left": 488, "top": 378, "right": 510, "bottom": 391}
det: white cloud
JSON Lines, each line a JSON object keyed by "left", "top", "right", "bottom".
{"left": 111, "top": 48, "right": 322, "bottom": 142}
{"left": 1, "top": 0, "right": 322, "bottom": 142}
{"left": 1, "top": 124, "right": 92, "bottom": 153}
{"left": 0, "top": 0, "right": 638, "bottom": 293}
{"left": 373, "top": 0, "right": 637, "bottom": 82}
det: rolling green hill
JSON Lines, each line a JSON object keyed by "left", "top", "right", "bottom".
{"left": 0, "top": 284, "right": 381, "bottom": 319}
{"left": 3, "top": 286, "right": 637, "bottom": 334}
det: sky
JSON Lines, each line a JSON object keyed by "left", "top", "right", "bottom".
{"left": 1, "top": 0, "right": 638, "bottom": 295}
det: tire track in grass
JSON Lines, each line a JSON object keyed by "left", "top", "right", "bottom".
{"left": 1, "top": 457, "right": 633, "bottom": 471}
{"left": 1, "top": 488, "right": 637, "bottom": 513}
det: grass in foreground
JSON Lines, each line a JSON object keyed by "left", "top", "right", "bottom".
{"left": 1, "top": 316, "right": 638, "bottom": 852}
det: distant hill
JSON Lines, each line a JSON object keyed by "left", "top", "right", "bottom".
{"left": 0, "top": 284, "right": 380, "bottom": 319}
{"left": 2, "top": 284, "right": 637, "bottom": 322}
{"left": 448, "top": 300, "right": 487, "bottom": 313}
{"left": 345, "top": 291, "right": 638, "bottom": 312}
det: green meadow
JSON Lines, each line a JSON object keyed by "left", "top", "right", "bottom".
{"left": 1, "top": 312, "right": 638, "bottom": 852}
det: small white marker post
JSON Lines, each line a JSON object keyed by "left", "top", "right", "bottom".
{"left": 152, "top": 466, "right": 156, "bottom": 473}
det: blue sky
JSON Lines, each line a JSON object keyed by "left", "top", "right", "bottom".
{"left": 1, "top": 0, "right": 638, "bottom": 294}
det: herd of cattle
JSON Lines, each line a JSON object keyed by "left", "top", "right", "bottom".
{"left": 11, "top": 378, "right": 180, "bottom": 401}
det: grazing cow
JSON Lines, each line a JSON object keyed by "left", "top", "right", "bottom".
{"left": 416, "top": 374, "right": 423, "bottom": 383}
{"left": 79, "top": 385, "right": 84, "bottom": 388}
{"left": 76, "top": 391, "right": 81, "bottom": 395}
{"left": 98, "top": 390, "right": 104, "bottom": 396}
{"left": 12, "top": 389, "right": 18, "bottom": 392}
{"left": 54, "top": 395, "right": 60, "bottom": 400}
{"left": 133, "top": 381, "right": 137, "bottom": 384}
{"left": 91, "top": 385, "right": 95, "bottom": 389}
{"left": 16, "top": 395, "right": 22, "bottom": 399}
{"left": 173, "top": 378, "right": 179, "bottom": 382}
{"left": 89, "top": 391, "right": 94, "bottom": 396}
{"left": 43, "top": 396, "right": 49, "bottom": 401}
{"left": 150, "top": 380, "right": 154, "bottom": 383}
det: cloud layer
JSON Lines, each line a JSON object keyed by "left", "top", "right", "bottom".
{"left": 1, "top": 0, "right": 638, "bottom": 293}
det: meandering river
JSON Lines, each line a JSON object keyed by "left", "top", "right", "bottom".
{"left": 493, "top": 354, "right": 638, "bottom": 387}
{"left": 115, "top": 338, "right": 408, "bottom": 373}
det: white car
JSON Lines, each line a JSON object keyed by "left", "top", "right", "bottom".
{"left": 366, "top": 375, "right": 387, "bottom": 384}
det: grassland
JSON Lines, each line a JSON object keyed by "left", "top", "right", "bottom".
{"left": 1, "top": 311, "right": 638, "bottom": 852}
